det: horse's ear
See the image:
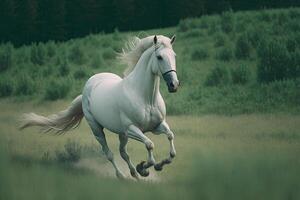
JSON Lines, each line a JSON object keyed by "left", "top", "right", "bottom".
{"left": 154, "top": 35, "right": 157, "bottom": 44}
{"left": 170, "top": 35, "right": 176, "bottom": 44}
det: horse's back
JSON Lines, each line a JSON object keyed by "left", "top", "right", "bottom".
{"left": 83, "top": 73, "right": 124, "bottom": 133}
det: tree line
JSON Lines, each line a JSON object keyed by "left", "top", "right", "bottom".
{"left": 0, "top": 0, "right": 299, "bottom": 46}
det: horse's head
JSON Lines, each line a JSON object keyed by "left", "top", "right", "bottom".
{"left": 152, "top": 35, "right": 179, "bottom": 93}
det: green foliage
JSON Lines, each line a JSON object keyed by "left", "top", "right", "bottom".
{"left": 231, "top": 65, "right": 252, "bottom": 85}
{"left": 235, "top": 33, "right": 252, "bottom": 59}
{"left": 30, "top": 43, "right": 47, "bottom": 66}
{"left": 58, "top": 60, "right": 70, "bottom": 77}
{"left": 44, "top": 79, "right": 71, "bottom": 100}
{"left": 102, "top": 48, "right": 115, "bottom": 60}
{"left": 73, "top": 68, "right": 87, "bottom": 79}
{"left": 178, "top": 19, "right": 191, "bottom": 32}
{"left": 182, "top": 29, "right": 205, "bottom": 38}
{"left": 0, "top": 8, "right": 299, "bottom": 116}
{"left": 69, "top": 45, "right": 86, "bottom": 65}
{"left": 246, "top": 25, "right": 267, "bottom": 49}
{"left": 55, "top": 140, "right": 81, "bottom": 163}
{"left": 0, "top": 43, "right": 13, "bottom": 72}
{"left": 91, "top": 55, "right": 104, "bottom": 69}
{"left": 221, "top": 10, "right": 235, "bottom": 33}
{"left": 257, "top": 9, "right": 272, "bottom": 22}
{"left": 0, "top": 78, "right": 13, "bottom": 97}
{"left": 15, "top": 75, "right": 35, "bottom": 96}
{"left": 101, "top": 38, "right": 112, "bottom": 48}
{"left": 46, "top": 41, "right": 56, "bottom": 58}
{"left": 191, "top": 48, "right": 209, "bottom": 61}
{"left": 215, "top": 45, "right": 234, "bottom": 61}
{"left": 214, "top": 32, "right": 227, "bottom": 47}
{"left": 112, "top": 28, "right": 121, "bottom": 40}
{"left": 257, "top": 39, "right": 291, "bottom": 83}
{"left": 204, "top": 66, "right": 231, "bottom": 86}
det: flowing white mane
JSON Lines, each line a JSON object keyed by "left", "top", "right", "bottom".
{"left": 118, "top": 35, "right": 172, "bottom": 76}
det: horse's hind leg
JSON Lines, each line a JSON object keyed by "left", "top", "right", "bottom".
{"left": 119, "top": 134, "right": 139, "bottom": 179}
{"left": 84, "top": 112, "right": 125, "bottom": 179}
{"left": 93, "top": 127, "right": 125, "bottom": 179}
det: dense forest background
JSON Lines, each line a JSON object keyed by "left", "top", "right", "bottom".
{"left": 0, "top": 0, "right": 299, "bottom": 46}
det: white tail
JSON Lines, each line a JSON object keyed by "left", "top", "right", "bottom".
{"left": 19, "top": 95, "right": 84, "bottom": 134}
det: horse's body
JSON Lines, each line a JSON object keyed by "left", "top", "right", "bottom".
{"left": 20, "top": 35, "right": 179, "bottom": 179}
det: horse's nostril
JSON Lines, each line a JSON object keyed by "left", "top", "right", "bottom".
{"left": 170, "top": 82, "right": 175, "bottom": 88}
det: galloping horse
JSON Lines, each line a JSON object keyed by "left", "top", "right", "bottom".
{"left": 20, "top": 35, "right": 180, "bottom": 179}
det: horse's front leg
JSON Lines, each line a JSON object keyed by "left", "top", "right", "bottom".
{"left": 152, "top": 121, "right": 176, "bottom": 171}
{"left": 126, "top": 125, "right": 156, "bottom": 177}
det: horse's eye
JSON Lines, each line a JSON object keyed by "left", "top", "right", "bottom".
{"left": 157, "top": 55, "right": 163, "bottom": 60}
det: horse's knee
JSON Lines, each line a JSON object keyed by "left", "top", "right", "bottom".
{"left": 167, "top": 132, "right": 174, "bottom": 140}
{"left": 145, "top": 140, "right": 154, "bottom": 150}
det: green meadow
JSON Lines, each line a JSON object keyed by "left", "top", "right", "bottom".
{"left": 1, "top": 8, "right": 300, "bottom": 200}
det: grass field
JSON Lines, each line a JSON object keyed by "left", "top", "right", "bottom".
{"left": 1, "top": 100, "right": 300, "bottom": 200}
{"left": 1, "top": 7, "right": 300, "bottom": 200}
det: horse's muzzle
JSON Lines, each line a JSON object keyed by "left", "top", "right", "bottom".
{"left": 162, "top": 70, "right": 179, "bottom": 93}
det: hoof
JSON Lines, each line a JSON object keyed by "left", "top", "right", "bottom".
{"left": 116, "top": 171, "right": 126, "bottom": 180}
{"left": 154, "top": 163, "right": 163, "bottom": 171}
{"left": 130, "top": 170, "right": 139, "bottom": 179}
{"left": 136, "top": 161, "right": 149, "bottom": 177}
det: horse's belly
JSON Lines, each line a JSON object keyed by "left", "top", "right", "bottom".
{"left": 88, "top": 74, "right": 124, "bottom": 134}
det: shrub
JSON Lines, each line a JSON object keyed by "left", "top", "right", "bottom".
{"left": 289, "top": 8, "right": 300, "bottom": 19}
{"left": 235, "top": 33, "right": 252, "bottom": 59}
{"left": 257, "top": 39, "right": 291, "bottom": 83}
{"left": 200, "top": 16, "right": 210, "bottom": 29}
{"left": 15, "top": 75, "right": 35, "bottom": 95}
{"left": 0, "top": 43, "right": 13, "bottom": 72}
{"left": 283, "top": 18, "right": 300, "bottom": 33}
{"left": 178, "top": 19, "right": 190, "bottom": 32}
{"left": 102, "top": 48, "right": 115, "bottom": 60}
{"left": 58, "top": 60, "right": 70, "bottom": 76}
{"left": 191, "top": 48, "right": 209, "bottom": 61}
{"left": 289, "top": 49, "right": 300, "bottom": 79}
{"left": 73, "top": 68, "right": 87, "bottom": 79}
{"left": 46, "top": 41, "right": 56, "bottom": 58}
{"left": 42, "top": 66, "right": 53, "bottom": 77}
{"left": 44, "top": 79, "right": 71, "bottom": 100}
{"left": 221, "top": 10, "right": 235, "bottom": 33}
{"left": 55, "top": 140, "right": 81, "bottom": 163}
{"left": 286, "top": 34, "right": 300, "bottom": 52}
{"left": 247, "top": 25, "right": 267, "bottom": 49}
{"left": 257, "top": 10, "right": 272, "bottom": 22}
{"left": 182, "top": 29, "right": 204, "bottom": 38}
{"left": 91, "top": 55, "right": 104, "bottom": 69}
{"left": 113, "top": 28, "right": 121, "bottom": 40}
{"left": 214, "top": 32, "right": 227, "bottom": 47}
{"left": 101, "top": 37, "right": 113, "bottom": 48}
{"left": 204, "top": 66, "right": 231, "bottom": 86}
{"left": 208, "top": 18, "right": 221, "bottom": 35}
{"left": 231, "top": 65, "right": 252, "bottom": 85}
{"left": 30, "top": 43, "right": 46, "bottom": 66}
{"left": 0, "top": 78, "right": 13, "bottom": 97}
{"left": 216, "top": 45, "right": 234, "bottom": 61}
{"left": 69, "top": 45, "right": 86, "bottom": 65}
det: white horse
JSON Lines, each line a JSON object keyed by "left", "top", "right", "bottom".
{"left": 20, "top": 35, "right": 179, "bottom": 179}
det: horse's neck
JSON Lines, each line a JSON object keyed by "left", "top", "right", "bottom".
{"left": 125, "top": 51, "right": 160, "bottom": 105}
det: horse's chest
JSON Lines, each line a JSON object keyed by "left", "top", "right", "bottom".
{"left": 139, "top": 106, "right": 163, "bottom": 132}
